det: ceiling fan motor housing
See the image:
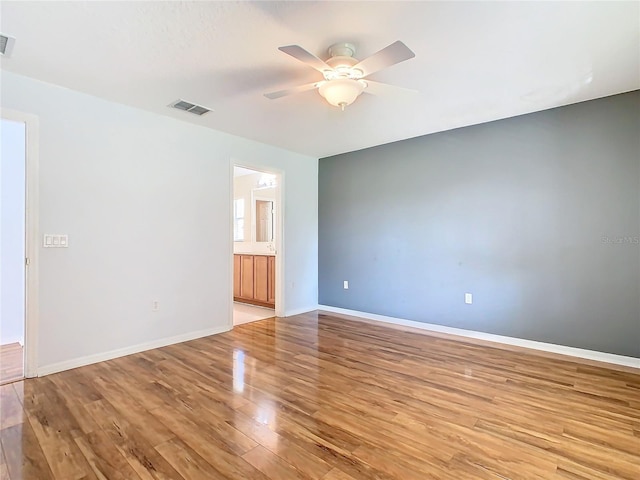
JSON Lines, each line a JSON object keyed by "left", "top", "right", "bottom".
{"left": 324, "top": 56, "right": 363, "bottom": 79}
{"left": 328, "top": 42, "right": 356, "bottom": 58}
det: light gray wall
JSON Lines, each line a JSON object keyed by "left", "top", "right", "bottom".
{"left": 319, "top": 91, "right": 640, "bottom": 358}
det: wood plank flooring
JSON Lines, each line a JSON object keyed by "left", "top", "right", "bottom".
{"left": 1, "top": 311, "right": 639, "bottom": 479}
{"left": 0, "top": 343, "right": 23, "bottom": 386}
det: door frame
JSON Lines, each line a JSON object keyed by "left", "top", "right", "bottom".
{"left": 2, "top": 109, "right": 39, "bottom": 378}
{"left": 229, "top": 160, "right": 285, "bottom": 327}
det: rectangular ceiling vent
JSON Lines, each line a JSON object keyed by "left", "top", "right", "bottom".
{"left": 0, "top": 34, "right": 16, "bottom": 57}
{"left": 169, "top": 99, "right": 212, "bottom": 116}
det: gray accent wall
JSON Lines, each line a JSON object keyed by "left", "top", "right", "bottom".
{"left": 319, "top": 91, "right": 640, "bottom": 357}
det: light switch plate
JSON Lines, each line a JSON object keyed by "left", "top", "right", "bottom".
{"left": 44, "top": 234, "right": 69, "bottom": 248}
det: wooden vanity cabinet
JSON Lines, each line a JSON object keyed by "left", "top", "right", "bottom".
{"left": 254, "top": 256, "right": 269, "bottom": 303}
{"left": 234, "top": 254, "right": 275, "bottom": 308}
{"left": 240, "top": 255, "right": 255, "bottom": 300}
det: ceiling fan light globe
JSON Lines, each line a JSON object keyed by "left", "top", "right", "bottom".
{"left": 318, "top": 78, "right": 365, "bottom": 109}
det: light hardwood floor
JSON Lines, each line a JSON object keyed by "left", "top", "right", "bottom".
{"left": 1, "top": 311, "right": 638, "bottom": 479}
{"left": 0, "top": 343, "right": 23, "bottom": 386}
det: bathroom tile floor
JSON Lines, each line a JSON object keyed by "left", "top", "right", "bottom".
{"left": 233, "top": 302, "right": 275, "bottom": 325}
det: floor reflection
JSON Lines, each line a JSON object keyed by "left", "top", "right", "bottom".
{"left": 233, "top": 349, "right": 245, "bottom": 393}
{"left": 232, "top": 346, "right": 277, "bottom": 431}
{"left": 255, "top": 401, "right": 276, "bottom": 428}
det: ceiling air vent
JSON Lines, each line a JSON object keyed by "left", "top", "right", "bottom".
{"left": 169, "top": 99, "right": 212, "bottom": 116}
{"left": 0, "top": 34, "right": 16, "bottom": 57}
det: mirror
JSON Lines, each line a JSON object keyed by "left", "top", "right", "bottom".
{"left": 234, "top": 166, "right": 277, "bottom": 246}
{"left": 255, "top": 199, "right": 275, "bottom": 242}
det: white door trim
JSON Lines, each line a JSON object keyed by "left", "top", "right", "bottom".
{"left": 2, "top": 108, "right": 39, "bottom": 378}
{"left": 230, "top": 160, "right": 285, "bottom": 326}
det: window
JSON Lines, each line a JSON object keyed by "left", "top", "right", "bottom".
{"left": 234, "top": 198, "right": 245, "bottom": 241}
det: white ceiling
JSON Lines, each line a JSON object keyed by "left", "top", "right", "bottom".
{"left": 1, "top": 1, "right": 638, "bottom": 158}
{"left": 234, "top": 166, "right": 259, "bottom": 177}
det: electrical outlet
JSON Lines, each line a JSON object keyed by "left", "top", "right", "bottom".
{"left": 152, "top": 300, "right": 159, "bottom": 312}
{"left": 465, "top": 293, "right": 473, "bottom": 304}
{"left": 343, "top": 280, "right": 349, "bottom": 290}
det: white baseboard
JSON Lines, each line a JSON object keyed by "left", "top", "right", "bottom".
{"left": 318, "top": 305, "right": 640, "bottom": 369}
{"left": 37, "top": 325, "right": 230, "bottom": 377}
{"left": 284, "top": 305, "right": 319, "bottom": 317}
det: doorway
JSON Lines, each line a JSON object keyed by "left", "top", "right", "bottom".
{"left": 0, "top": 118, "right": 26, "bottom": 384}
{"left": 232, "top": 165, "right": 282, "bottom": 326}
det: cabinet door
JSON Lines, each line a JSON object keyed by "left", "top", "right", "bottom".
{"left": 240, "top": 255, "right": 255, "bottom": 299}
{"left": 254, "top": 255, "right": 269, "bottom": 303}
{"left": 267, "top": 256, "right": 276, "bottom": 305}
{"left": 233, "top": 255, "right": 241, "bottom": 298}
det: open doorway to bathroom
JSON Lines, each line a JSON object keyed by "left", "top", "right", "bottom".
{"left": 0, "top": 118, "right": 26, "bottom": 384}
{"left": 232, "top": 165, "right": 281, "bottom": 325}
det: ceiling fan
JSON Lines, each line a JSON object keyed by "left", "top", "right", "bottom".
{"left": 264, "top": 41, "right": 416, "bottom": 110}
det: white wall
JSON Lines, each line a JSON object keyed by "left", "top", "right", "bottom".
{"left": 1, "top": 71, "right": 318, "bottom": 372}
{"left": 0, "top": 118, "right": 26, "bottom": 346}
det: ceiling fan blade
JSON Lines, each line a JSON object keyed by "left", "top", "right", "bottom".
{"left": 362, "top": 80, "right": 418, "bottom": 96}
{"left": 264, "top": 81, "right": 323, "bottom": 100}
{"left": 278, "top": 45, "right": 332, "bottom": 73}
{"left": 353, "top": 41, "right": 415, "bottom": 78}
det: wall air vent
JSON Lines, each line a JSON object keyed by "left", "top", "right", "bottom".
{"left": 0, "top": 34, "right": 16, "bottom": 57}
{"left": 169, "top": 99, "right": 212, "bottom": 116}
